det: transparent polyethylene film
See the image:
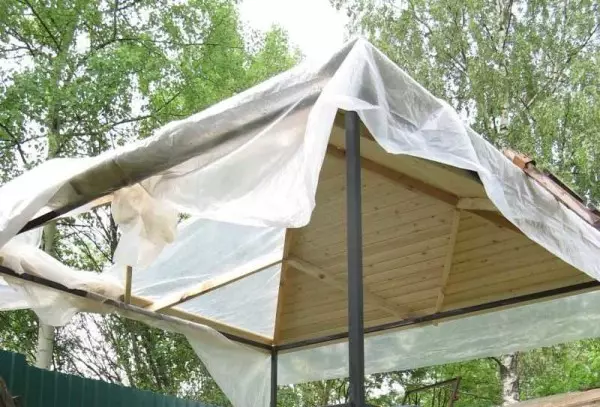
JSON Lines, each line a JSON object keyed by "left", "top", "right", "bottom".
{"left": 117, "top": 217, "right": 285, "bottom": 300}
{"left": 112, "top": 308, "right": 272, "bottom": 407}
{"left": 0, "top": 280, "right": 29, "bottom": 310}
{"left": 106, "top": 217, "right": 285, "bottom": 338}
{"left": 0, "top": 231, "right": 124, "bottom": 326}
{"left": 0, "top": 39, "right": 340, "bottom": 252}
{"left": 315, "top": 40, "right": 600, "bottom": 281}
{"left": 180, "top": 264, "right": 281, "bottom": 337}
{"left": 0, "top": 157, "right": 101, "bottom": 248}
{"left": 278, "top": 290, "right": 600, "bottom": 385}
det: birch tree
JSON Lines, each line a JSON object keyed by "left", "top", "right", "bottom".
{"left": 0, "top": 0, "right": 298, "bottom": 400}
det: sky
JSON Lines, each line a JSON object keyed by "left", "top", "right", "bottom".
{"left": 239, "top": 0, "right": 349, "bottom": 61}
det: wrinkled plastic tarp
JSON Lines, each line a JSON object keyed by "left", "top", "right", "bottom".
{"left": 2, "top": 38, "right": 600, "bottom": 407}
{"left": 279, "top": 290, "right": 600, "bottom": 384}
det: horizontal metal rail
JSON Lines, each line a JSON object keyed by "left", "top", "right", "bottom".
{"left": 0, "top": 265, "right": 272, "bottom": 351}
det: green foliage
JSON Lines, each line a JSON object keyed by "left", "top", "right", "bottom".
{"left": 520, "top": 340, "right": 600, "bottom": 399}
{"left": 0, "top": 310, "right": 39, "bottom": 362}
{"left": 0, "top": 0, "right": 299, "bottom": 404}
{"left": 334, "top": 0, "right": 600, "bottom": 205}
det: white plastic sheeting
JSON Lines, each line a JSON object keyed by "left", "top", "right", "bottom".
{"left": 0, "top": 231, "right": 123, "bottom": 326}
{"left": 1, "top": 38, "right": 600, "bottom": 407}
{"left": 180, "top": 264, "right": 281, "bottom": 337}
{"left": 0, "top": 158, "right": 101, "bottom": 248}
{"left": 116, "top": 217, "right": 284, "bottom": 300}
{"left": 271, "top": 285, "right": 600, "bottom": 397}
{"left": 116, "top": 309, "right": 272, "bottom": 407}
{"left": 279, "top": 290, "right": 600, "bottom": 384}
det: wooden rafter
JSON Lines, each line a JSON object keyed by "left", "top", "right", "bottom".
{"left": 0, "top": 264, "right": 272, "bottom": 346}
{"left": 326, "top": 145, "right": 522, "bottom": 234}
{"left": 131, "top": 294, "right": 272, "bottom": 345}
{"left": 124, "top": 265, "right": 133, "bottom": 304}
{"left": 274, "top": 229, "right": 295, "bottom": 343}
{"left": 457, "top": 197, "right": 497, "bottom": 211}
{"left": 287, "top": 257, "right": 415, "bottom": 319}
{"left": 504, "top": 148, "right": 600, "bottom": 229}
{"left": 146, "top": 259, "right": 283, "bottom": 312}
{"left": 327, "top": 145, "right": 458, "bottom": 206}
{"left": 435, "top": 210, "right": 461, "bottom": 313}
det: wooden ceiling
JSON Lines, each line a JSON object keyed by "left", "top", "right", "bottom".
{"left": 273, "top": 122, "right": 596, "bottom": 346}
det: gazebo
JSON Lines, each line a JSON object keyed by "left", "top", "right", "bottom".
{"left": 2, "top": 39, "right": 600, "bottom": 407}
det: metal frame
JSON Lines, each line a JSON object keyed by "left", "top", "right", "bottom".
{"left": 0, "top": 265, "right": 271, "bottom": 352}
{"left": 345, "top": 111, "right": 366, "bottom": 407}
{"left": 272, "top": 110, "right": 367, "bottom": 407}
{"left": 270, "top": 347, "right": 278, "bottom": 407}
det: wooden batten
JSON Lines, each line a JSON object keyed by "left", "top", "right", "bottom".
{"left": 124, "top": 265, "right": 133, "bottom": 304}
{"left": 457, "top": 197, "right": 497, "bottom": 211}
{"left": 129, "top": 295, "right": 273, "bottom": 345}
{"left": 274, "top": 229, "right": 295, "bottom": 344}
{"left": 435, "top": 210, "right": 461, "bottom": 312}
{"left": 287, "top": 257, "right": 415, "bottom": 319}
{"left": 504, "top": 148, "right": 600, "bottom": 229}
{"left": 146, "top": 260, "right": 283, "bottom": 312}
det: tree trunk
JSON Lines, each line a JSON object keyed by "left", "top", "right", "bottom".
{"left": 34, "top": 222, "right": 58, "bottom": 369}
{"left": 33, "top": 11, "right": 78, "bottom": 369}
{"left": 34, "top": 323, "right": 55, "bottom": 369}
{"left": 499, "top": 353, "right": 520, "bottom": 405}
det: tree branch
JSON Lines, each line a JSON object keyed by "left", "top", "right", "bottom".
{"left": 501, "top": 0, "right": 514, "bottom": 53}
{"left": 489, "top": 356, "right": 502, "bottom": 367}
{"left": 112, "top": 0, "right": 119, "bottom": 41}
{"left": 21, "top": 0, "right": 61, "bottom": 49}
{"left": 0, "top": 122, "right": 30, "bottom": 167}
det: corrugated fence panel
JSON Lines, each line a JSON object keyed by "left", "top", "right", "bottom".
{"left": 0, "top": 349, "right": 213, "bottom": 407}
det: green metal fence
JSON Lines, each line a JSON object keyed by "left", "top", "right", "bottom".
{"left": 0, "top": 349, "right": 210, "bottom": 407}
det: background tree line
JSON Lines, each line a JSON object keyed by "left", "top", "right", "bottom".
{"left": 1, "top": 0, "right": 600, "bottom": 405}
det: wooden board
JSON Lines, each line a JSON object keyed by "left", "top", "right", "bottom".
{"left": 513, "top": 388, "right": 600, "bottom": 406}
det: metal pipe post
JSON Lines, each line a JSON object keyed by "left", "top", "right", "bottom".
{"left": 271, "top": 348, "right": 278, "bottom": 407}
{"left": 345, "top": 110, "right": 365, "bottom": 407}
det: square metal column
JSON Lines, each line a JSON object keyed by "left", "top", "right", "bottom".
{"left": 271, "top": 348, "right": 278, "bottom": 407}
{"left": 345, "top": 111, "right": 366, "bottom": 407}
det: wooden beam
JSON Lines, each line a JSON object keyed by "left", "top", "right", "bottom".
{"left": 504, "top": 148, "right": 600, "bottom": 229}
{"left": 327, "top": 145, "right": 458, "bottom": 206}
{"left": 326, "top": 144, "right": 523, "bottom": 235}
{"left": 470, "top": 210, "right": 522, "bottom": 234}
{"left": 435, "top": 210, "right": 461, "bottom": 313}
{"left": 56, "top": 194, "right": 113, "bottom": 220}
{"left": 146, "top": 259, "right": 283, "bottom": 312}
{"left": 287, "top": 256, "right": 415, "bottom": 319}
{"left": 124, "top": 265, "right": 133, "bottom": 304}
{"left": 457, "top": 197, "right": 497, "bottom": 211}
{"left": 0, "top": 265, "right": 273, "bottom": 347}
{"left": 274, "top": 229, "right": 294, "bottom": 344}
{"left": 127, "top": 294, "right": 273, "bottom": 345}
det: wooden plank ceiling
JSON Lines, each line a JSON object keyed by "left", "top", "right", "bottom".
{"left": 275, "top": 123, "right": 595, "bottom": 345}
